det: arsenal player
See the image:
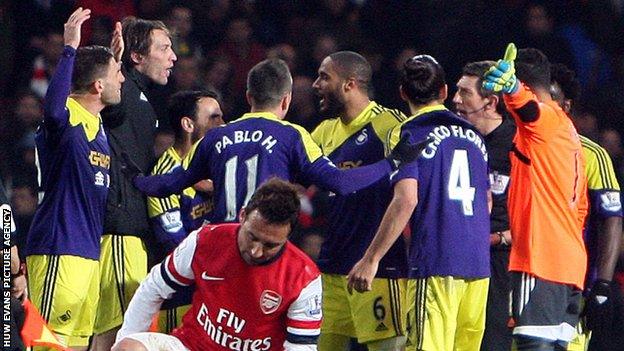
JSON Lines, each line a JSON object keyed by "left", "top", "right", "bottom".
{"left": 114, "top": 178, "right": 322, "bottom": 351}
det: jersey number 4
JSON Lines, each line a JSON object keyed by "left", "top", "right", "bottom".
{"left": 448, "top": 150, "right": 475, "bottom": 216}
{"left": 225, "top": 154, "right": 259, "bottom": 221}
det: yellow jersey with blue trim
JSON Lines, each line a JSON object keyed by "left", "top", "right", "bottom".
{"left": 580, "top": 135, "right": 622, "bottom": 287}
{"left": 147, "top": 143, "right": 213, "bottom": 260}
{"left": 312, "top": 101, "right": 410, "bottom": 278}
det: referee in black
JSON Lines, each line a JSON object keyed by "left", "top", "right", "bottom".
{"left": 92, "top": 17, "right": 177, "bottom": 350}
{"left": 452, "top": 60, "right": 516, "bottom": 351}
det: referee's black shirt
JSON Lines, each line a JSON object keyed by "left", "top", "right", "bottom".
{"left": 485, "top": 118, "right": 516, "bottom": 249}
{"left": 102, "top": 66, "right": 158, "bottom": 239}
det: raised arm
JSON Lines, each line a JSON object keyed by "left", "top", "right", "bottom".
{"left": 43, "top": 8, "right": 91, "bottom": 129}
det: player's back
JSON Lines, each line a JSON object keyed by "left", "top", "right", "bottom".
{"left": 192, "top": 112, "right": 323, "bottom": 222}
{"left": 393, "top": 106, "right": 490, "bottom": 279}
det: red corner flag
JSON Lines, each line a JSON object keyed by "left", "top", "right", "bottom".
{"left": 20, "top": 299, "right": 69, "bottom": 350}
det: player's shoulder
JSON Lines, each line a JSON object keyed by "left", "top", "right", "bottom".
{"left": 283, "top": 242, "right": 321, "bottom": 278}
{"left": 580, "top": 135, "right": 608, "bottom": 155}
{"left": 195, "top": 223, "right": 238, "bottom": 246}
{"left": 271, "top": 118, "right": 312, "bottom": 138}
{"left": 152, "top": 147, "right": 182, "bottom": 175}
{"left": 370, "top": 104, "right": 406, "bottom": 138}
{"left": 370, "top": 103, "right": 407, "bottom": 123}
{"left": 313, "top": 117, "right": 338, "bottom": 134}
{"left": 581, "top": 135, "right": 612, "bottom": 170}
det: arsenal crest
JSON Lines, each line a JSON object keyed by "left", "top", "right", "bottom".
{"left": 260, "top": 290, "right": 282, "bottom": 314}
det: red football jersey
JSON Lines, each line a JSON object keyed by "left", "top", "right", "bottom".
{"left": 162, "top": 224, "right": 322, "bottom": 350}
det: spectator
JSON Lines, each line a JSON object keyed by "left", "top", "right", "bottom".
{"left": 26, "top": 31, "right": 64, "bottom": 98}
{"left": 267, "top": 43, "right": 298, "bottom": 73}
{"left": 216, "top": 16, "right": 266, "bottom": 115}
{"left": 166, "top": 6, "right": 202, "bottom": 59}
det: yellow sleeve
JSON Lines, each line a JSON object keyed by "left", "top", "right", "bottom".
{"left": 147, "top": 152, "right": 182, "bottom": 218}
{"left": 283, "top": 121, "right": 324, "bottom": 163}
{"left": 581, "top": 136, "right": 620, "bottom": 191}
{"left": 372, "top": 109, "right": 407, "bottom": 152}
{"left": 386, "top": 124, "right": 404, "bottom": 157}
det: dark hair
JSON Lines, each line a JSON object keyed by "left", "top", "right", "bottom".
{"left": 515, "top": 48, "right": 551, "bottom": 90}
{"left": 550, "top": 63, "right": 580, "bottom": 102}
{"left": 401, "top": 55, "right": 446, "bottom": 105}
{"left": 246, "top": 59, "right": 292, "bottom": 109}
{"left": 72, "top": 46, "right": 115, "bottom": 93}
{"left": 121, "top": 17, "right": 170, "bottom": 66}
{"left": 328, "top": 51, "right": 372, "bottom": 92}
{"left": 245, "top": 178, "right": 300, "bottom": 228}
{"left": 462, "top": 60, "right": 507, "bottom": 116}
{"left": 168, "top": 90, "right": 220, "bottom": 138}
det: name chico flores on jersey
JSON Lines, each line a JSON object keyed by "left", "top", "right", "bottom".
{"left": 215, "top": 130, "right": 278, "bottom": 154}
{"left": 421, "top": 124, "right": 488, "bottom": 161}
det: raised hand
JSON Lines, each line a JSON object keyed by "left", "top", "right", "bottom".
{"left": 63, "top": 7, "right": 91, "bottom": 49}
{"left": 483, "top": 43, "right": 518, "bottom": 94}
{"left": 111, "top": 21, "right": 124, "bottom": 63}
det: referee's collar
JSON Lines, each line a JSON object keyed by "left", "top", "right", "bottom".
{"left": 124, "top": 65, "right": 153, "bottom": 92}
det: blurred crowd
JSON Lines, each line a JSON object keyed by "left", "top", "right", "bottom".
{"left": 1, "top": 0, "right": 624, "bottom": 261}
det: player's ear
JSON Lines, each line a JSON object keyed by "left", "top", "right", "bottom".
{"left": 245, "top": 91, "right": 253, "bottom": 107}
{"left": 181, "top": 116, "right": 194, "bottom": 133}
{"left": 563, "top": 99, "right": 572, "bottom": 114}
{"left": 239, "top": 207, "right": 247, "bottom": 222}
{"left": 399, "top": 85, "right": 409, "bottom": 102}
{"left": 130, "top": 51, "right": 143, "bottom": 65}
{"left": 439, "top": 84, "right": 448, "bottom": 101}
{"left": 94, "top": 79, "right": 105, "bottom": 94}
{"left": 485, "top": 94, "right": 499, "bottom": 111}
{"left": 281, "top": 91, "right": 292, "bottom": 113}
{"left": 344, "top": 77, "right": 356, "bottom": 92}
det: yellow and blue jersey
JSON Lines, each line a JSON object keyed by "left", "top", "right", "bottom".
{"left": 26, "top": 46, "right": 110, "bottom": 260}
{"left": 389, "top": 105, "right": 491, "bottom": 279}
{"left": 147, "top": 143, "right": 212, "bottom": 260}
{"left": 312, "top": 101, "right": 409, "bottom": 278}
{"left": 580, "top": 135, "right": 622, "bottom": 286}
{"left": 135, "top": 111, "right": 395, "bottom": 223}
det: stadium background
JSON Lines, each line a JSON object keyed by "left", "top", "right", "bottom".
{"left": 1, "top": 0, "right": 623, "bottom": 265}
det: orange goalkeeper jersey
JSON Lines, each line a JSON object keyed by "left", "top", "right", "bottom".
{"left": 505, "top": 83, "right": 588, "bottom": 289}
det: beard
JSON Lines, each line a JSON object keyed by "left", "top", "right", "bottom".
{"left": 319, "top": 91, "right": 346, "bottom": 118}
